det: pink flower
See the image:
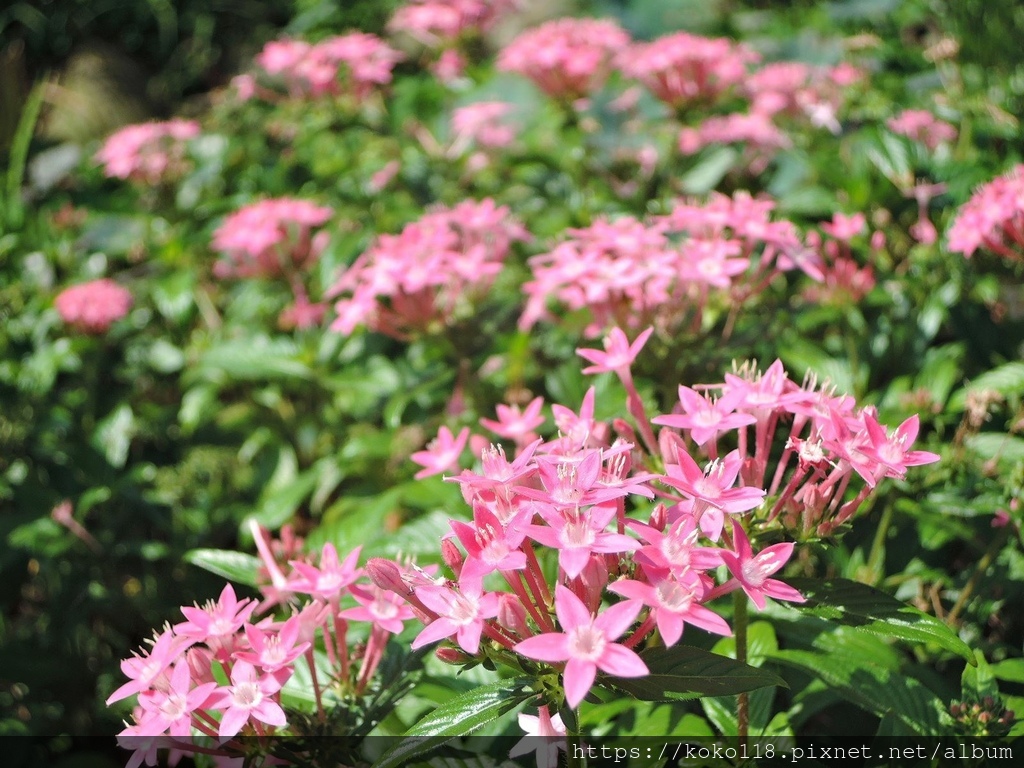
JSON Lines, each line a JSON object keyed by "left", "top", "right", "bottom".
{"left": 209, "top": 661, "right": 287, "bottom": 737}
{"left": 497, "top": 18, "right": 630, "bottom": 102}
{"left": 95, "top": 120, "right": 199, "bottom": 184}
{"left": 450, "top": 502, "right": 528, "bottom": 579}
{"left": 659, "top": 450, "right": 765, "bottom": 540}
{"left": 577, "top": 326, "right": 653, "bottom": 379}
{"left": 821, "top": 212, "right": 866, "bottom": 242}
{"left": 106, "top": 629, "right": 190, "bottom": 705}
{"left": 234, "top": 616, "right": 309, "bottom": 671}
{"left": 861, "top": 413, "right": 940, "bottom": 482}
{"left": 135, "top": 661, "right": 217, "bottom": 737}
{"left": 212, "top": 198, "right": 332, "bottom": 280}
{"left": 411, "top": 425, "right": 471, "bottom": 479}
{"left": 340, "top": 583, "right": 416, "bottom": 634}
{"left": 510, "top": 706, "right": 567, "bottom": 768}
{"left": 480, "top": 396, "right": 546, "bottom": 445}
{"left": 515, "top": 586, "right": 648, "bottom": 708}
{"left": 412, "top": 579, "right": 500, "bottom": 654}
{"left": 389, "top": 0, "right": 518, "bottom": 47}
{"left": 653, "top": 387, "right": 756, "bottom": 447}
{"left": 609, "top": 571, "right": 730, "bottom": 646}
{"left": 289, "top": 543, "right": 362, "bottom": 601}
{"left": 619, "top": 33, "right": 759, "bottom": 110}
{"left": 887, "top": 109, "right": 957, "bottom": 151}
{"left": 175, "top": 584, "right": 257, "bottom": 647}
{"left": 55, "top": 279, "right": 133, "bottom": 334}
{"left": 450, "top": 102, "right": 516, "bottom": 152}
{"left": 948, "top": 165, "right": 1024, "bottom": 262}
{"left": 719, "top": 521, "right": 804, "bottom": 610}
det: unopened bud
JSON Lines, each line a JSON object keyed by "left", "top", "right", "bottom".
{"left": 497, "top": 594, "right": 530, "bottom": 637}
{"left": 578, "top": 555, "right": 610, "bottom": 614}
{"left": 441, "top": 540, "right": 464, "bottom": 578}
{"left": 658, "top": 429, "right": 686, "bottom": 466}
{"left": 366, "top": 558, "right": 408, "bottom": 595}
{"left": 649, "top": 503, "right": 667, "bottom": 532}
{"left": 613, "top": 418, "right": 638, "bottom": 446}
{"left": 435, "top": 646, "right": 472, "bottom": 665}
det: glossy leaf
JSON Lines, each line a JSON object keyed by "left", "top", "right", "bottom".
{"left": 184, "top": 548, "right": 261, "bottom": 587}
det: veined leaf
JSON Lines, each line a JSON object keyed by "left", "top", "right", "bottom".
{"left": 770, "top": 648, "right": 949, "bottom": 736}
{"left": 786, "top": 578, "right": 975, "bottom": 664}
{"left": 184, "top": 549, "right": 261, "bottom": 587}
{"left": 604, "top": 645, "right": 786, "bottom": 702}
{"left": 949, "top": 361, "right": 1024, "bottom": 411}
{"left": 372, "top": 678, "right": 533, "bottom": 768}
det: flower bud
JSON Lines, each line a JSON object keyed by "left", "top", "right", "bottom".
{"left": 497, "top": 594, "right": 530, "bottom": 637}
{"left": 648, "top": 503, "right": 667, "bottom": 532}
{"left": 442, "top": 540, "right": 464, "bottom": 578}
{"left": 366, "top": 558, "right": 408, "bottom": 595}
{"left": 435, "top": 646, "right": 473, "bottom": 665}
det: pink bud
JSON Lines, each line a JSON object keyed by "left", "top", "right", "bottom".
{"left": 366, "top": 558, "right": 408, "bottom": 595}
{"left": 441, "top": 540, "right": 464, "bottom": 578}
{"left": 648, "top": 503, "right": 667, "bottom": 532}
{"left": 435, "top": 646, "right": 472, "bottom": 665}
{"left": 658, "top": 429, "right": 686, "bottom": 466}
{"left": 497, "top": 594, "right": 530, "bottom": 637}
{"left": 578, "top": 555, "right": 610, "bottom": 614}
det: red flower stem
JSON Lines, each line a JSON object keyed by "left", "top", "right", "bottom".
{"left": 305, "top": 647, "right": 326, "bottom": 721}
{"left": 623, "top": 613, "right": 656, "bottom": 648}
{"left": 524, "top": 542, "right": 553, "bottom": 606}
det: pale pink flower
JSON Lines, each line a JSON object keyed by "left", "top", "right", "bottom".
{"left": 106, "top": 629, "right": 190, "bottom": 705}
{"left": 55, "top": 279, "right": 133, "bottom": 334}
{"left": 451, "top": 101, "right": 516, "bottom": 152}
{"left": 389, "top": 0, "right": 519, "bottom": 46}
{"left": 450, "top": 502, "right": 528, "bottom": 579}
{"left": 498, "top": 18, "right": 630, "bottom": 102}
{"left": 525, "top": 503, "right": 638, "bottom": 579}
{"left": 948, "top": 166, "right": 1024, "bottom": 261}
{"left": 887, "top": 109, "right": 957, "bottom": 150}
{"left": 340, "top": 583, "right": 416, "bottom": 634}
{"left": 175, "top": 584, "right": 257, "bottom": 649}
{"left": 135, "top": 661, "right": 217, "bottom": 737}
{"left": 412, "top": 425, "right": 471, "bottom": 479}
{"left": 289, "top": 543, "right": 362, "bottom": 601}
{"left": 510, "top": 706, "right": 567, "bottom": 768}
{"left": 660, "top": 450, "right": 766, "bottom": 540}
{"left": 480, "top": 397, "right": 546, "bottom": 445}
{"left": 209, "top": 660, "right": 287, "bottom": 737}
{"left": 234, "top": 616, "right": 309, "bottom": 672}
{"left": 860, "top": 413, "right": 940, "bottom": 483}
{"left": 609, "top": 571, "right": 730, "bottom": 646}
{"left": 95, "top": 120, "right": 199, "bottom": 184}
{"left": 577, "top": 326, "right": 653, "bottom": 379}
{"left": 653, "top": 386, "right": 756, "bottom": 447}
{"left": 515, "top": 585, "right": 648, "bottom": 708}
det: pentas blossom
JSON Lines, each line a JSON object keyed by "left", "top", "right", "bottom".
{"left": 210, "top": 661, "right": 287, "bottom": 738}
{"left": 412, "top": 579, "right": 501, "bottom": 654}
{"left": 511, "top": 706, "right": 566, "bottom": 768}
{"left": 742, "top": 61, "right": 860, "bottom": 131}
{"left": 717, "top": 521, "right": 804, "bottom": 610}
{"left": 211, "top": 198, "right": 332, "bottom": 280}
{"left": 450, "top": 101, "right": 516, "bottom": 153}
{"left": 678, "top": 113, "right": 790, "bottom": 173}
{"left": 55, "top": 279, "right": 133, "bottom": 334}
{"left": 95, "top": 119, "right": 199, "bottom": 184}
{"left": 254, "top": 34, "right": 403, "bottom": 101}
{"left": 619, "top": 32, "right": 759, "bottom": 111}
{"left": 516, "top": 586, "right": 648, "bottom": 708}
{"left": 328, "top": 199, "right": 529, "bottom": 338}
{"left": 412, "top": 425, "right": 471, "bottom": 479}
{"left": 947, "top": 165, "right": 1024, "bottom": 262}
{"left": 480, "top": 396, "right": 546, "bottom": 447}
{"left": 887, "top": 109, "right": 957, "bottom": 151}
{"left": 497, "top": 18, "right": 631, "bottom": 102}
{"left": 389, "top": 0, "right": 519, "bottom": 47}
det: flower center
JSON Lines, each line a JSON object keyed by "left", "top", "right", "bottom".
{"left": 231, "top": 682, "right": 263, "bottom": 710}
{"left": 561, "top": 520, "right": 596, "bottom": 549}
{"left": 567, "top": 624, "right": 607, "bottom": 662}
{"left": 655, "top": 580, "right": 693, "bottom": 612}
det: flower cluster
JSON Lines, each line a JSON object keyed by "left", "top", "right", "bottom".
{"left": 389, "top": 0, "right": 518, "bottom": 47}
{"left": 211, "top": 198, "right": 333, "bottom": 280}
{"left": 254, "top": 34, "right": 404, "bottom": 101}
{"left": 887, "top": 109, "right": 957, "bottom": 151}
{"left": 95, "top": 120, "right": 200, "bottom": 185}
{"left": 678, "top": 112, "right": 791, "bottom": 173}
{"left": 743, "top": 62, "right": 862, "bottom": 132}
{"left": 619, "top": 32, "right": 760, "bottom": 111}
{"left": 497, "top": 18, "right": 630, "bottom": 102}
{"left": 111, "top": 525, "right": 408, "bottom": 765}
{"left": 947, "top": 165, "right": 1024, "bottom": 261}
{"left": 55, "top": 279, "right": 133, "bottom": 334}
{"left": 450, "top": 101, "right": 517, "bottom": 153}
{"left": 327, "top": 198, "right": 529, "bottom": 338}
{"left": 373, "top": 331, "right": 939, "bottom": 712}
{"left": 519, "top": 192, "right": 813, "bottom": 336}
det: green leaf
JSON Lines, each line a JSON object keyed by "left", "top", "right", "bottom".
{"left": 991, "top": 659, "right": 1024, "bottom": 684}
{"left": 372, "top": 679, "right": 533, "bottom": 768}
{"left": 604, "top": 645, "right": 786, "bottom": 702}
{"left": 93, "top": 404, "right": 135, "bottom": 469}
{"left": 184, "top": 549, "right": 261, "bottom": 587}
{"left": 965, "top": 434, "right": 1024, "bottom": 469}
{"left": 680, "top": 147, "right": 738, "bottom": 194}
{"left": 193, "top": 338, "right": 311, "bottom": 383}
{"left": 949, "top": 362, "right": 1024, "bottom": 411}
{"left": 770, "top": 647, "right": 948, "bottom": 735}
{"left": 786, "top": 578, "right": 975, "bottom": 664}
{"left": 962, "top": 650, "right": 998, "bottom": 701}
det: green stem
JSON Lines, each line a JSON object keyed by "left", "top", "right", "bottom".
{"left": 733, "top": 590, "right": 749, "bottom": 744}
{"left": 947, "top": 525, "right": 1011, "bottom": 626}
{"left": 564, "top": 707, "right": 585, "bottom": 768}
{"left": 865, "top": 503, "right": 894, "bottom": 586}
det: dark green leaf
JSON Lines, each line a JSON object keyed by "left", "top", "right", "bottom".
{"left": 787, "top": 578, "right": 975, "bottom": 664}
{"left": 604, "top": 645, "right": 786, "bottom": 701}
{"left": 372, "top": 678, "right": 533, "bottom": 768}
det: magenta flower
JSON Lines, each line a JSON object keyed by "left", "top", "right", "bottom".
{"left": 450, "top": 502, "right": 528, "bottom": 579}
{"left": 609, "top": 572, "right": 730, "bottom": 646}
{"left": 340, "top": 583, "right": 416, "bottom": 634}
{"left": 861, "top": 413, "right": 940, "bottom": 483}
{"left": 411, "top": 579, "right": 500, "bottom": 654}
{"left": 411, "top": 425, "right": 471, "bottom": 479}
{"left": 515, "top": 586, "right": 648, "bottom": 708}
{"left": 289, "top": 543, "right": 362, "bottom": 601}
{"left": 106, "top": 629, "right": 190, "bottom": 705}
{"left": 719, "top": 521, "right": 804, "bottom": 610}
{"left": 660, "top": 450, "right": 765, "bottom": 540}
{"left": 577, "top": 326, "right": 653, "bottom": 379}
{"left": 652, "top": 386, "right": 756, "bottom": 447}
{"left": 526, "top": 503, "right": 638, "bottom": 579}
{"left": 210, "top": 660, "right": 287, "bottom": 737}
